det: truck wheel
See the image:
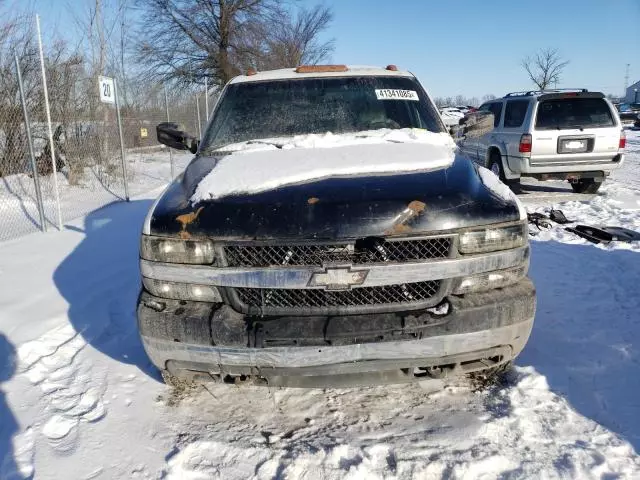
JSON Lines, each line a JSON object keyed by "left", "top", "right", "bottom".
{"left": 570, "top": 179, "right": 602, "bottom": 194}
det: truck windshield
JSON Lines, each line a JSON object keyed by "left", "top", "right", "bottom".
{"left": 535, "top": 98, "right": 615, "bottom": 130}
{"left": 201, "top": 76, "right": 445, "bottom": 151}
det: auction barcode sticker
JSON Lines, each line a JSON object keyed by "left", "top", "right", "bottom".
{"left": 375, "top": 89, "right": 419, "bottom": 101}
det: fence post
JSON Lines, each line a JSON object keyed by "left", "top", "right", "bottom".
{"left": 36, "top": 14, "right": 63, "bottom": 231}
{"left": 163, "top": 84, "right": 175, "bottom": 179}
{"left": 195, "top": 94, "right": 202, "bottom": 138}
{"left": 15, "top": 55, "right": 47, "bottom": 232}
{"left": 205, "top": 77, "right": 209, "bottom": 120}
{"left": 114, "top": 78, "right": 130, "bottom": 201}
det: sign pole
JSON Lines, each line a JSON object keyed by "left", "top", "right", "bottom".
{"left": 205, "top": 77, "right": 209, "bottom": 120}
{"left": 196, "top": 94, "right": 202, "bottom": 138}
{"left": 114, "top": 78, "right": 130, "bottom": 201}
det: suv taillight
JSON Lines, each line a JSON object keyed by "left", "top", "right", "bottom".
{"left": 519, "top": 134, "right": 532, "bottom": 153}
{"left": 619, "top": 131, "right": 626, "bottom": 150}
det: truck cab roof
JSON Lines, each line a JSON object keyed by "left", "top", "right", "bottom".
{"left": 229, "top": 65, "right": 414, "bottom": 84}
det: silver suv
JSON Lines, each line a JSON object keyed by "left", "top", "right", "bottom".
{"left": 457, "top": 89, "right": 626, "bottom": 193}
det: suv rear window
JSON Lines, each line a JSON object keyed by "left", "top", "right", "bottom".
{"left": 535, "top": 98, "right": 615, "bottom": 130}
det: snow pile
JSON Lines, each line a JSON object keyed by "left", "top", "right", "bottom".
{"left": 477, "top": 165, "right": 527, "bottom": 220}
{"left": 191, "top": 129, "right": 455, "bottom": 202}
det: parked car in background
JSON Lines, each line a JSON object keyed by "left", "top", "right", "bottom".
{"left": 138, "top": 64, "right": 536, "bottom": 388}
{"left": 617, "top": 103, "right": 640, "bottom": 125}
{"left": 455, "top": 106, "right": 478, "bottom": 115}
{"left": 440, "top": 107, "right": 465, "bottom": 127}
{"left": 457, "top": 89, "right": 625, "bottom": 193}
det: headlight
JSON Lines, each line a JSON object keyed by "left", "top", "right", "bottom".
{"left": 140, "top": 235, "right": 214, "bottom": 264}
{"left": 458, "top": 223, "right": 527, "bottom": 254}
{"left": 453, "top": 265, "right": 527, "bottom": 294}
{"left": 142, "top": 278, "right": 222, "bottom": 302}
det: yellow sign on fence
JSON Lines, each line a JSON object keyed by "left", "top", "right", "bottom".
{"left": 140, "top": 127, "right": 148, "bottom": 138}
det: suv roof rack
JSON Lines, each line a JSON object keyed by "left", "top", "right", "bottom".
{"left": 504, "top": 88, "right": 589, "bottom": 98}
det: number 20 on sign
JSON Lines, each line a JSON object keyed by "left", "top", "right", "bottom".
{"left": 99, "top": 76, "right": 115, "bottom": 104}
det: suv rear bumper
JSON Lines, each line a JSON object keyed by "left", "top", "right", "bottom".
{"left": 506, "top": 153, "right": 624, "bottom": 178}
{"left": 138, "top": 279, "right": 536, "bottom": 387}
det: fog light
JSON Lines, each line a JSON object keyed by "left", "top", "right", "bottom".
{"left": 454, "top": 266, "right": 527, "bottom": 294}
{"left": 142, "top": 278, "right": 222, "bottom": 302}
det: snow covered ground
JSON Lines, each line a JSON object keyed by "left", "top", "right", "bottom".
{"left": 0, "top": 149, "right": 192, "bottom": 242}
{"left": 1, "top": 132, "right": 639, "bottom": 479}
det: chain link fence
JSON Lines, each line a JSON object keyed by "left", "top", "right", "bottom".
{"left": 0, "top": 17, "right": 209, "bottom": 242}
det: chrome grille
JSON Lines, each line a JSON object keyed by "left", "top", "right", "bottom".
{"left": 234, "top": 281, "right": 441, "bottom": 311}
{"left": 223, "top": 238, "right": 452, "bottom": 267}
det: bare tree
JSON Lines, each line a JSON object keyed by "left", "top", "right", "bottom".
{"left": 134, "top": 0, "right": 334, "bottom": 86}
{"left": 0, "top": 16, "right": 40, "bottom": 177}
{"left": 482, "top": 94, "right": 496, "bottom": 102}
{"left": 245, "top": 4, "right": 333, "bottom": 71}
{"left": 521, "top": 48, "right": 569, "bottom": 91}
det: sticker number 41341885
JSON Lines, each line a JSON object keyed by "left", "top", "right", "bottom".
{"left": 375, "top": 89, "right": 419, "bottom": 101}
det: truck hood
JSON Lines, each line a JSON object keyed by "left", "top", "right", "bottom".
{"left": 191, "top": 131, "right": 456, "bottom": 203}
{"left": 146, "top": 151, "right": 525, "bottom": 241}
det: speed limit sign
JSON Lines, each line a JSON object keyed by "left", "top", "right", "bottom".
{"left": 98, "top": 75, "right": 115, "bottom": 104}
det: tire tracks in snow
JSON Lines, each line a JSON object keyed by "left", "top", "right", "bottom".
{"left": 158, "top": 371, "right": 640, "bottom": 479}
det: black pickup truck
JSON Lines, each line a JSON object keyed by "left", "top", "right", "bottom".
{"left": 138, "top": 65, "right": 536, "bottom": 388}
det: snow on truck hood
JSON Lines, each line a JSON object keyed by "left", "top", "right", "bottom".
{"left": 191, "top": 129, "right": 456, "bottom": 203}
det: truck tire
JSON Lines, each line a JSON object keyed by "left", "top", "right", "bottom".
{"left": 571, "top": 179, "right": 602, "bottom": 194}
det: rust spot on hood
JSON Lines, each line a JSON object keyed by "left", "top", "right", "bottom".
{"left": 385, "top": 200, "right": 427, "bottom": 235}
{"left": 176, "top": 206, "right": 204, "bottom": 240}
{"left": 407, "top": 200, "right": 426, "bottom": 213}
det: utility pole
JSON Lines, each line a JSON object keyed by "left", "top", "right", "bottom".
{"left": 624, "top": 63, "right": 630, "bottom": 98}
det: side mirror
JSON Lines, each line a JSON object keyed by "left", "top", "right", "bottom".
{"left": 156, "top": 122, "right": 199, "bottom": 154}
{"left": 458, "top": 117, "right": 468, "bottom": 126}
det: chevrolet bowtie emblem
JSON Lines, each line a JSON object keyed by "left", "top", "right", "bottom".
{"left": 308, "top": 266, "right": 369, "bottom": 291}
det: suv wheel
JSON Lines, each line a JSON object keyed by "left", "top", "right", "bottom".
{"left": 570, "top": 179, "right": 602, "bottom": 194}
{"left": 489, "top": 152, "right": 519, "bottom": 188}
{"left": 489, "top": 152, "right": 505, "bottom": 179}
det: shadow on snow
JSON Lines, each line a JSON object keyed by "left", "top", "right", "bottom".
{"left": 52, "top": 199, "right": 161, "bottom": 382}
{"left": 0, "top": 333, "right": 29, "bottom": 479}
{"left": 521, "top": 240, "right": 640, "bottom": 452}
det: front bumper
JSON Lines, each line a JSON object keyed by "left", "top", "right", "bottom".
{"left": 138, "top": 278, "right": 536, "bottom": 387}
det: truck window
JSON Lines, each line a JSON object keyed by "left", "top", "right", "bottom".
{"left": 202, "top": 76, "right": 445, "bottom": 151}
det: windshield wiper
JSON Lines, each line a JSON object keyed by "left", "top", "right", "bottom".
{"left": 245, "top": 140, "right": 284, "bottom": 148}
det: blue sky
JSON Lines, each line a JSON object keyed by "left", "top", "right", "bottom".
{"left": 17, "top": 0, "right": 640, "bottom": 98}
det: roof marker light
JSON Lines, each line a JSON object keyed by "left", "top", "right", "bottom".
{"left": 385, "top": 64, "right": 398, "bottom": 71}
{"left": 246, "top": 68, "right": 257, "bottom": 76}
